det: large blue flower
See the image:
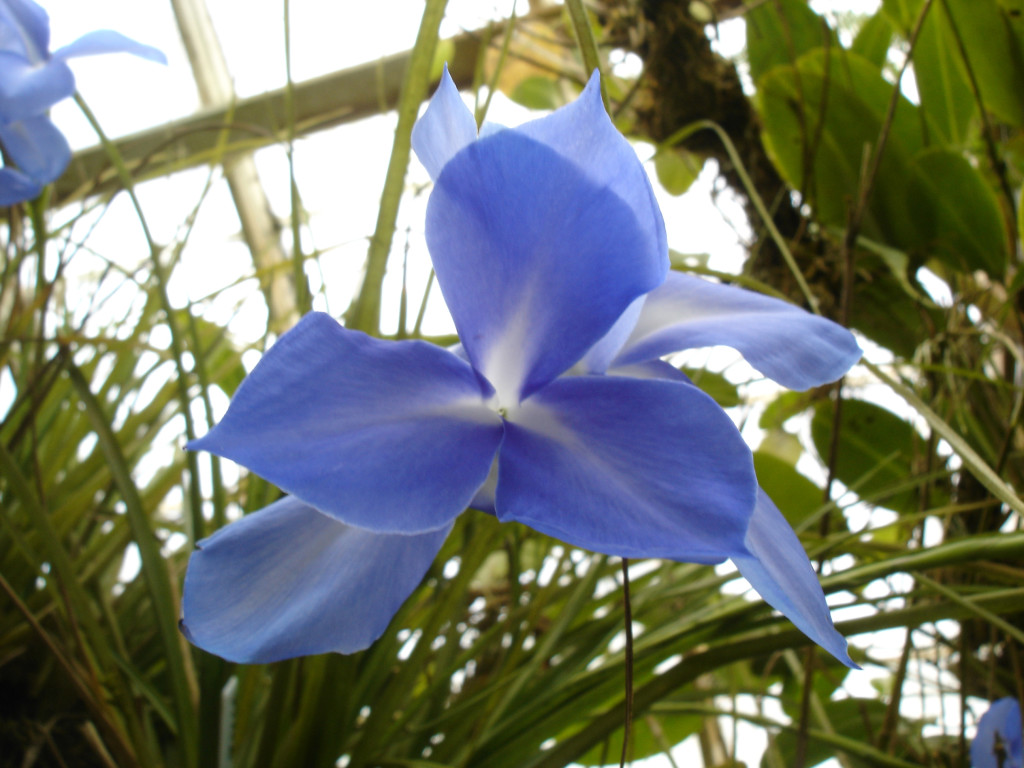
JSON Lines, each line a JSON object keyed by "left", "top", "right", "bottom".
{"left": 181, "top": 69, "right": 862, "bottom": 666}
{"left": 0, "top": 0, "right": 165, "bottom": 205}
{"left": 972, "top": 698, "right": 1023, "bottom": 768}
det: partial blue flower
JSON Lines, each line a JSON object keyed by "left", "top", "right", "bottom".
{"left": 182, "top": 68, "right": 861, "bottom": 667}
{"left": 972, "top": 698, "right": 1023, "bottom": 768}
{"left": 0, "top": 0, "right": 165, "bottom": 205}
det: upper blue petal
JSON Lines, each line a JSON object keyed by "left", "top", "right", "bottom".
{"left": 731, "top": 488, "right": 856, "bottom": 667}
{"left": 0, "top": 51, "right": 74, "bottom": 121}
{"left": 495, "top": 376, "right": 757, "bottom": 562}
{"left": 53, "top": 29, "right": 166, "bottom": 65}
{"left": 190, "top": 313, "right": 503, "bottom": 534}
{"left": 518, "top": 71, "right": 668, "bottom": 282}
{"left": 0, "top": 0, "right": 50, "bottom": 63}
{"left": 426, "top": 129, "right": 665, "bottom": 406}
{"left": 0, "top": 113, "right": 69, "bottom": 184}
{"left": 411, "top": 64, "right": 477, "bottom": 181}
{"left": 972, "top": 698, "right": 1024, "bottom": 768}
{"left": 181, "top": 496, "right": 451, "bottom": 663}
{"left": 614, "top": 271, "right": 862, "bottom": 391}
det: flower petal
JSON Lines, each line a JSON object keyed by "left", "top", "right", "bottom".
{"left": 181, "top": 496, "right": 450, "bottom": 663}
{"left": 518, "top": 70, "right": 668, "bottom": 281}
{"left": 0, "top": 165, "right": 41, "bottom": 204}
{"left": 731, "top": 489, "right": 856, "bottom": 667}
{"left": 190, "top": 313, "right": 503, "bottom": 534}
{"left": 0, "top": 51, "right": 74, "bottom": 120}
{"left": 495, "top": 376, "right": 757, "bottom": 561}
{"left": 0, "top": 0, "right": 50, "bottom": 62}
{"left": 971, "top": 698, "right": 1023, "bottom": 768}
{"left": 615, "top": 272, "right": 862, "bottom": 391}
{"left": 426, "top": 130, "right": 665, "bottom": 405}
{"left": 53, "top": 29, "right": 166, "bottom": 65}
{"left": 411, "top": 64, "right": 477, "bottom": 180}
{"left": 0, "top": 114, "right": 69, "bottom": 184}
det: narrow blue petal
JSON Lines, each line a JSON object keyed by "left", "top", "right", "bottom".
{"left": 0, "top": 165, "right": 41, "bottom": 205}
{"left": 411, "top": 64, "right": 477, "bottom": 180}
{"left": 495, "top": 376, "right": 757, "bottom": 561}
{"left": 190, "top": 313, "right": 503, "bottom": 534}
{"left": 53, "top": 29, "right": 166, "bottom": 65}
{"left": 0, "top": 52, "right": 74, "bottom": 120}
{"left": 972, "top": 698, "right": 1023, "bottom": 768}
{"left": 0, "top": 114, "right": 69, "bottom": 184}
{"left": 731, "top": 489, "right": 856, "bottom": 667}
{"left": 0, "top": 0, "right": 51, "bottom": 62}
{"left": 615, "top": 271, "right": 862, "bottom": 391}
{"left": 518, "top": 70, "right": 668, "bottom": 280}
{"left": 181, "top": 496, "right": 450, "bottom": 663}
{"left": 426, "top": 130, "right": 665, "bottom": 405}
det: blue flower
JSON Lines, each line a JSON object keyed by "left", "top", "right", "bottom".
{"left": 181, "top": 68, "right": 862, "bottom": 666}
{"left": 0, "top": 0, "right": 165, "bottom": 205}
{"left": 973, "top": 698, "right": 1023, "bottom": 768}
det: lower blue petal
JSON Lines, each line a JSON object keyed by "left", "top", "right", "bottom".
{"left": 53, "top": 30, "right": 167, "bottom": 65}
{"left": 181, "top": 497, "right": 450, "bottom": 663}
{"left": 731, "top": 489, "right": 856, "bottom": 667}
{"left": 0, "top": 114, "right": 70, "bottom": 184}
{"left": 190, "top": 313, "right": 503, "bottom": 534}
{"left": 615, "top": 272, "right": 862, "bottom": 391}
{"left": 0, "top": 166, "right": 41, "bottom": 205}
{"left": 496, "top": 376, "right": 757, "bottom": 562}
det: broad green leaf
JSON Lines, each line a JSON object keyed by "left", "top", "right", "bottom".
{"left": 768, "top": 698, "right": 890, "bottom": 768}
{"left": 681, "top": 366, "right": 740, "bottom": 408}
{"left": 653, "top": 148, "right": 704, "bottom": 195}
{"left": 574, "top": 713, "right": 702, "bottom": 766}
{"left": 811, "top": 398, "right": 923, "bottom": 514}
{"left": 852, "top": 8, "right": 895, "bottom": 69}
{"left": 510, "top": 76, "right": 561, "bottom": 111}
{"left": 747, "top": 0, "right": 835, "bottom": 85}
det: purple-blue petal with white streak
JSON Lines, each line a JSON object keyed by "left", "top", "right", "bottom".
{"left": 411, "top": 64, "right": 477, "bottom": 181}
{"left": 731, "top": 488, "right": 856, "bottom": 667}
{"left": 181, "top": 496, "right": 451, "bottom": 663}
{"left": 614, "top": 271, "right": 862, "bottom": 391}
{"left": 496, "top": 376, "right": 757, "bottom": 561}
{"left": 426, "top": 130, "right": 664, "bottom": 405}
{"left": 190, "top": 313, "right": 503, "bottom": 534}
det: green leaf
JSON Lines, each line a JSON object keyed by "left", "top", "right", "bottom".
{"left": 852, "top": 9, "right": 895, "bottom": 69}
{"left": 510, "top": 76, "right": 561, "bottom": 111}
{"left": 747, "top": 0, "right": 835, "bottom": 85}
{"left": 768, "top": 698, "right": 889, "bottom": 768}
{"left": 681, "top": 366, "right": 740, "bottom": 408}
{"left": 811, "top": 398, "right": 924, "bottom": 514}
{"left": 573, "top": 712, "right": 702, "bottom": 766}
{"left": 753, "top": 451, "right": 830, "bottom": 530}
{"left": 909, "top": 0, "right": 976, "bottom": 144}
{"left": 653, "top": 148, "right": 704, "bottom": 195}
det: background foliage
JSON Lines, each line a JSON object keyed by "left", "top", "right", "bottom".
{"left": 2, "top": 0, "right": 1022, "bottom": 766}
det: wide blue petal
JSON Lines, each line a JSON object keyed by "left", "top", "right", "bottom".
{"left": 0, "top": 0, "right": 50, "bottom": 61}
{"left": 411, "top": 64, "right": 477, "bottom": 181}
{"left": 731, "top": 489, "right": 856, "bottom": 667}
{"left": 614, "top": 271, "right": 862, "bottom": 391}
{"left": 518, "top": 71, "right": 667, "bottom": 277}
{"left": 0, "top": 114, "right": 69, "bottom": 184}
{"left": 53, "top": 29, "right": 166, "bottom": 65}
{"left": 190, "top": 313, "right": 503, "bottom": 534}
{"left": 0, "top": 52, "right": 74, "bottom": 121}
{"left": 0, "top": 165, "right": 41, "bottom": 204}
{"left": 971, "top": 698, "right": 1023, "bottom": 768}
{"left": 426, "top": 130, "right": 665, "bottom": 406}
{"left": 181, "top": 496, "right": 450, "bottom": 663}
{"left": 495, "top": 376, "right": 757, "bottom": 561}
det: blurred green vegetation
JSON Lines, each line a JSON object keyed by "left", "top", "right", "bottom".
{"left": 2, "top": 1, "right": 1023, "bottom": 767}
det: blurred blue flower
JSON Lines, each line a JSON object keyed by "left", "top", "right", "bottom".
{"left": 181, "top": 68, "right": 862, "bottom": 666}
{"left": 0, "top": 0, "right": 165, "bottom": 205}
{"left": 973, "top": 698, "right": 1023, "bottom": 768}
